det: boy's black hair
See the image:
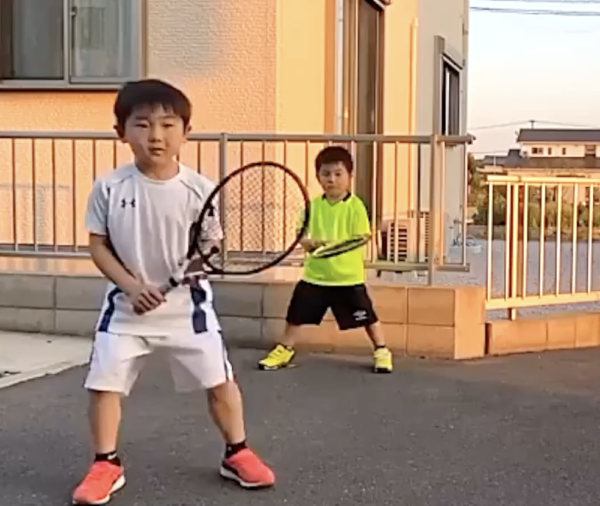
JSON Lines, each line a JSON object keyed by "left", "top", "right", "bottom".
{"left": 315, "top": 146, "right": 354, "bottom": 175}
{"left": 114, "top": 79, "right": 192, "bottom": 133}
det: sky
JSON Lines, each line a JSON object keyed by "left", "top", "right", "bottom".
{"left": 467, "top": 0, "right": 600, "bottom": 155}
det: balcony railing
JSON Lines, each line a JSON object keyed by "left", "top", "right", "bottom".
{"left": 484, "top": 173, "right": 600, "bottom": 318}
{"left": 0, "top": 131, "right": 472, "bottom": 284}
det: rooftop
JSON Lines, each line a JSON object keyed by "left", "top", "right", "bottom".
{"left": 480, "top": 149, "right": 600, "bottom": 171}
{"left": 517, "top": 129, "right": 600, "bottom": 144}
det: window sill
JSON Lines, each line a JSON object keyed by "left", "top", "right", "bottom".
{"left": 0, "top": 81, "right": 124, "bottom": 92}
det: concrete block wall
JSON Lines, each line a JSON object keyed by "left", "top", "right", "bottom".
{"left": 487, "top": 312, "right": 600, "bottom": 355}
{"left": 0, "top": 272, "right": 487, "bottom": 360}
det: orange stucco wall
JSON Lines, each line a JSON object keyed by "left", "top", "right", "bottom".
{"left": 379, "top": 0, "right": 419, "bottom": 226}
{"left": 0, "top": 0, "right": 279, "bottom": 132}
{"left": 0, "top": 0, "right": 465, "bottom": 255}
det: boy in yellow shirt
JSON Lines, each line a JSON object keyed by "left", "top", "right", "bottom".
{"left": 258, "top": 146, "right": 393, "bottom": 373}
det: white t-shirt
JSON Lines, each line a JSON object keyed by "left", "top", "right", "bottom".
{"left": 85, "top": 163, "right": 221, "bottom": 337}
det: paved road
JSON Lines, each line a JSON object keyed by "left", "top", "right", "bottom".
{"left": 2, "top": 348, "right": 600, "bottom": 506}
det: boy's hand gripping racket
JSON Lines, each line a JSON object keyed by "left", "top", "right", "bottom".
{"left": 159, "top": 161, "right": 310, "bottom": 294}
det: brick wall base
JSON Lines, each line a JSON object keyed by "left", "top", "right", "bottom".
{"left": 0, "top": 272, "right": 487, "bottom": 360}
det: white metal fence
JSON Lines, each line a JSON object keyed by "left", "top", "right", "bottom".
{"left": 0, "top": 131, "right": 472, "bottom": 284}
{"left": 484, "top": 174, "right": 600, "bottom": 318}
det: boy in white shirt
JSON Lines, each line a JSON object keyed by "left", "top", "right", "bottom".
{"left": 72, "top": 79, "right": 275, "bottom": 505}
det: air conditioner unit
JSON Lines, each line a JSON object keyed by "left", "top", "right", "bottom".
{"left": 379, "top": 213, "right": 429, "bottom": 262}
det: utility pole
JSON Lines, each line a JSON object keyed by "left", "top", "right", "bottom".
{"left": 529, "top": 119, "right": 536, "bottom": 129}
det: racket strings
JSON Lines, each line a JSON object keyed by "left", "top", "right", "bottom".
{"left": 188, "top": 209, "right": 222, "bottom": 262}
{"left": 201, "top": 162, "right": 309, "bottom": 274}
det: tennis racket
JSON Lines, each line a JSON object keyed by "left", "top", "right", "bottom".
{"left": 309, "top": 236, "right": 370, "bottom": 259}
{"left": 159, "top": 161, "right": 310, "bottom": 294}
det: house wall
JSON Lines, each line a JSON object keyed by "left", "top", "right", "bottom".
{"left": 415, "top": 0, "right": 467, "bottom": 136}
{"left": 521, "top": 143, "right": 600, "bottom": 158}
{"left": 0, "top": 0, "right": 279, "bottom": 133}
{"left": 0, "top": 0, "right": 280, "bottom": 246}
{"left": 415, "top": 0, "right": 469, "bottom": 255}
{"left": 376, "top": 0, "right": 418, "bottom": 227}
{"left": 0, "top": 0, "right": 466, "bottom": 140}
{"left": 0, "top": 0, "right": 468, "bottom": 257}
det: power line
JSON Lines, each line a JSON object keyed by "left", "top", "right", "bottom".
{"left": 469, "top": 119, "right": 600, "bottom": 130}
{"left": 481, "top": 0, "right": 600, "bottom": 4}
{"left": 470, "top": 120, "right": 530, "bottom": 131}
{"left": 471, "top": 7, "right": 600, "bottom": 15}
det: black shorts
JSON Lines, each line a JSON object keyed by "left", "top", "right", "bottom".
{"left": 285, "top": 280, "right": 379, "bottom": 330}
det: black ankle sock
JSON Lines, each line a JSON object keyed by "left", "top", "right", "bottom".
{"left": 95, "top": 451, "right": 121, "bottom": 466}
{"left": 225, "top": 440, "right": 247, "bottom": 459}
{"left": 375, "top": 345, "right": 386, "bottom": 350}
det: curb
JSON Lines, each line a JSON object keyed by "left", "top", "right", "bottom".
{"left": 0, "top": 357, "right": 89, "bottom": 390}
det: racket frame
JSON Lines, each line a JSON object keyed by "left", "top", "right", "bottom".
{"left": 161, "top": 161, "right": 310, "bottom": 293}
{"left": 310, "top": 235, "right": 370, "bottom": 260}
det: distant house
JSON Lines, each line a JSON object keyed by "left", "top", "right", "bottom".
{"left": 480, "top": 154, "right": 507, "bottom": 167}
{"left": 517, "top": 129, "right": 600, "bottom": 158}
{"left": 480, "top": 129, "right": 600, "bottom": 172}
{"left": 479, "top": 129, "right": 600, "bottom": 205}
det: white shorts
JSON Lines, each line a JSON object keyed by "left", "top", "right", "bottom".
{"left": 84, "top": 330, "right": 234, "bottom": 395}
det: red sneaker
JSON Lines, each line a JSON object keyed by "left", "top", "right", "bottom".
{"left": 220, "top": 448, "right": 275, "bottom": 489}
{"left": 72, "top": 461, "right": 125, "bottom": 505}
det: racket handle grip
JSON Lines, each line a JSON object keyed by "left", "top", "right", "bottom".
{"left": 159, "top": 277, "right": 180, "bottom": 295}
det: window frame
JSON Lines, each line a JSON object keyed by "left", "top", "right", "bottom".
{"left": 433, "top": 36, "right": 464, "bottom": 137}
{"left": 340, "top": 0, "right": 385, "bottom": 136}
{"left": 0, "top": 0, "right": 144, "bottom": 90}
{"left": 440, "top": 57, "right": 461, "bottom": 136}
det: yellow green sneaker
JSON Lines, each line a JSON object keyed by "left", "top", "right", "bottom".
{"left": 373, "top": 347, "right": 393, "bottom": 373}
{"left": 258, "top": 344, "right": 296, "bottom": 371}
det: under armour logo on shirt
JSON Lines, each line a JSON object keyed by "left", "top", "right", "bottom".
{"left": 121, "top": 198, "right": 136, "bottom": 208}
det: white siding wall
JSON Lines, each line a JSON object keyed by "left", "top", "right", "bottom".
{"left": 416, "top": 0, "right": 469, "bottom": 256}
{"left": 521, "top": 143, "right": 600, "bottom": 157}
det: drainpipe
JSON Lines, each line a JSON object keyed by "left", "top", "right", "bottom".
{"left": 336, "top": 0, "right": 345, "bottom": 133}
{"left": 408, "top": 17, "right": 418, "bottom": 223}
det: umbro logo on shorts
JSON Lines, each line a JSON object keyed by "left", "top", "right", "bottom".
{"left": 353, "top": 310, "right": 368, "bottom": 321}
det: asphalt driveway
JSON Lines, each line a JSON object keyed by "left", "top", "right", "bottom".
{"left": 1, "top": 348, "right": 600, "bottom": 505}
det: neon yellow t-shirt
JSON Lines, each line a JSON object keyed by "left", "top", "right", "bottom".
{"left": 301, "top": 194, "right": 371, "bottom": 286}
